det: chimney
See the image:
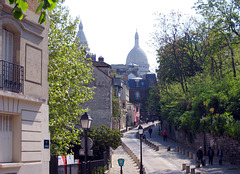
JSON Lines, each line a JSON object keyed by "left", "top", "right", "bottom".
{"left": 91, "top": 54, "right": 96, "bottom": 61}
{"left": 98, "top": 56, "right": 104, "bottom": 62}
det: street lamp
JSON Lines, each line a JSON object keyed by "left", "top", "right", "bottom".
{"left": 138, "top": 125, "right": 143, "bottom": 174}
{"left": 202, "top": 113, "right": 206, "bottom": 156}
{"left": 126, "top": 111, "right": 128, "bottom": 132}
{"left": 80, "top": 112, "right": 93, "bottom": 174}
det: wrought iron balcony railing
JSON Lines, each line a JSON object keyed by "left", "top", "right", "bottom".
{"left": 0, "top": 60, "right": 24, "bottom": 93}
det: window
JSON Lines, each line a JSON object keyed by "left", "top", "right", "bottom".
{"left": 2, "top": 29, "right": 13, "bottom": 63}
{"left": 1, "top": 26, "right": 24, "bottom": 93}
{"left": 0, "top": 114, "right": 13, "bottom": 162}
{"left": 135, "top": 91, "right": 140, "bottom": 100}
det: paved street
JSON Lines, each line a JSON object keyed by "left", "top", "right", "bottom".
{"left": 109, "top": 123, "right": 240, "bottom": 174}
{"left": 108, "top": 145, "right": 139, "bottom": 174}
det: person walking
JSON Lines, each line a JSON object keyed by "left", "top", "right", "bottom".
{"left": 197, "top": 146, "right": 205, "bottom": 167}
{"left": 148, "top": 127, "right": 153, "bottom": 138}
{"left": 163, "top": 130, "right": 167, "bottom": 141}
{"left": 217, "top": 147, "right": 223, "bottom": 165}
{"left": 207, "top": 147, "right": 214, "bottom": 165}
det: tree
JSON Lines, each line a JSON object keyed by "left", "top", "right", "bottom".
{"left": 88, "top": 126, "right": 123, "bottom": 159}
{"left": 48, "top": 4, "right": 94, "bottom": 155}
{"left": 112, "top": 93, "right": 121, "bottom": 119}
{"left": 153, "top": 11, "right": 203, "bottom": 93}
{"left": 194, "top": 0, "right": 240, "bottom": 77}
{"left": 8, "top": 0, "right": 59, "bottom": 24}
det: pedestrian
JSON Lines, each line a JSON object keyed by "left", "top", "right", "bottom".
{"left": 148, "top": 127, "right": 153, "bottom": 138}
{"left": 217, "top": 147, "right": 223, "bottom": 165}
{"left": 163, "top": 130, "right": 167, "bottom": 141}
{"left": 142, "top": 134, "right": 146, "bottom": 141}
{"left": 197, "top": 146, "right": 205, "bottom": 167}
{"left": 207, "top": 147, "right": 214, "bottom": 165}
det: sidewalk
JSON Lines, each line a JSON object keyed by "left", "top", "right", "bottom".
{"left": 109, "top": 123, "right": 240, "bottom": 173}
{"left": 108, "top": 145, "right": 139, "bottom": 174}
{"left": 144, "top": 125, "right": 240, "bottom": 174}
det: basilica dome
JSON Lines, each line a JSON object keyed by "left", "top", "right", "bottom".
{"left": 126, "top": 31, "right": 149, "bottom": 76}
{"left": 126, "top": 32, "right": 149, "bottom": 66}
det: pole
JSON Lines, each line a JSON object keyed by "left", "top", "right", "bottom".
{"left": 126, "top": 114, "right": 128, "bottom": 132}
{"left": 120, "top": 166, "right": 123, "bottom": 174}
{"left": 84, "top": 129, "right": 88, "bottom": 174}
{"left": 203, "top": 120, "right": 206, "bottom": 156}
{"left": 140, "top": 134, "right": 143, "bottom": 174}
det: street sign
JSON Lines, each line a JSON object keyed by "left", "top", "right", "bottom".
{"left": 79, "top": 149, "right": 93, "bottom": 156}
{"left": 81, "top": 137, "right": 93, "bottom": 149}
{"left": 118, "top": 158, "right": 125, "bottom": 166}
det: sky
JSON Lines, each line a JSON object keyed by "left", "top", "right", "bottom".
{"left": 63, "top": 0, "right": 197, "bottom": 73}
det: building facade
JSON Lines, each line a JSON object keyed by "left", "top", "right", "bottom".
{"left": 0, "top": 1, "right": 50, "bottom": 173}
{"left": 111, "top": 31, "right": 157, "bottom": 123}
{"left": 82, "top": 58, "right": 113, "bottom": 128}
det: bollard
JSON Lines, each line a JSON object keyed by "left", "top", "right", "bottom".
{"left": 186, "top": 166, "right": 190, "bottom": 173}
{"left": 167, "top": 145, "right": 171, "bottom": 151}
{"left": 189, "top": 151, "right": 193, "bottom": 159}
{"left": 191, "top": 168, "right": 195, "bottom": 174}
{"left": 176, "top": 146, "right": 179, "bottom": 152}
{"left": 203, "top": 158, "right": 206, "bottom": 166}
{"left": 196, "top": 160, "right": 200, "bottom": 168}
{"left": 182, "top": 163, "right": 186, "bottom": 170}
{"left": 182, "top": 149, "right": 185, "bottom": 155}
{"left": 193, "top": 154, "right": 196, "bottom": 161}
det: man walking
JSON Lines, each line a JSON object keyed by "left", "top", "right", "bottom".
{"left": 208, "top": 147, "right": 214, "bottom": 165}
{"left": 148, "top": 127, "right": 153, "bottom": 138}
{"left": 197, "top": 146, "right": 205, "bottom": 167}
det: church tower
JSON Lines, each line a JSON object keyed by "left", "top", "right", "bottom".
{"left": 76, "top": 21, "right": 90, "bottom": 51}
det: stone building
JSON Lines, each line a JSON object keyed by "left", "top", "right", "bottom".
{"left": 111, "top": 31, "right": 157, "bottom": 123}
{"left": 0, "top": 1, "right": 50, "bottom": 174}
{"left": 112, "top": 76, "right": 136, "bottom": 130}
{"left": 84, "top": 57, "right": 113, "bottom": 128}
{"left": 76, "top": 22, "right": 113, "bottom": 128}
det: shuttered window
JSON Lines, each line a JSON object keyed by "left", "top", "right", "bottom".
{"left": 0, "top": 114, "right": 13, "bottom": 162}
{"left": 2, "top": 29, "right": 13, "bottom": 63}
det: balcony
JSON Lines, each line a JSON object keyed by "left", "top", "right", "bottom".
{"left": 0, "top": 60, "right": 24, "bottom": 93}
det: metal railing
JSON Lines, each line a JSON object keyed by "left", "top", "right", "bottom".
{"left": 50, "top": 151, "right": 110, "bottom": 174}
{"left": 0, "top": 60, "right": 24, "bottom": 93}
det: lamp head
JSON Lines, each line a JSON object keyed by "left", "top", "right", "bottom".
{"left": 138, "top": 124, "right": 143, "bottom": 135}
{"left": 80, "top": 112, "right": 93, "bottom": 129}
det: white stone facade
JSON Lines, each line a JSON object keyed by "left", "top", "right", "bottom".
{"left": 0, "top": 1, "right": 50, "bottom": 173}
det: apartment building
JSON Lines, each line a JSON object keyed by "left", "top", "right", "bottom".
{"left": 0, "top": 1, "right": 50, "bottom": 173}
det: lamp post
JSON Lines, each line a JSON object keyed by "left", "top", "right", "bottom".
{"left": 138, "top": 125, "right": 143, "bottom": 174}
{"left": 126, "top": 111, "right": 128, "bottom": 132}
{"left": 202, "top": 113, "right": 206, "bottom": 156}
{"left": 80, "top": 112, "right": 93, "bottom": 174}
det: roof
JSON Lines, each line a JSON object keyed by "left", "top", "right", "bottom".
{"left": 92, "top": 61, "right": 111, "bottom": 68}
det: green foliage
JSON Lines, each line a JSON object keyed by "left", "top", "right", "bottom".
{"left": 8, "top": 0, "right": 58, "bottom": 24}
{"left": 112, "top": 93, "right": 121, "bottom": 119}
{"left": 92, "top": 165, "right": 108, "bottom": 174}
{"left": 48, "top": 4, "right": 94, "bottom": 155}
{"left": 151, "top": 3, "right": 240, "bottom": 141}
{"left": 88, "top": 126, "right": 123, "bottom": 159}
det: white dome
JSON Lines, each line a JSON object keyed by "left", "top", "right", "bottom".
{"left": 126, "top": 31, "right": 149, "bottom": 68}
{"left": 126, "top": 47, "right": 148, "bottom": 65}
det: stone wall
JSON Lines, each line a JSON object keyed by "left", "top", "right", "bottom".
{"left": 162, "top": 121, "right": 240, "bottom": 166}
